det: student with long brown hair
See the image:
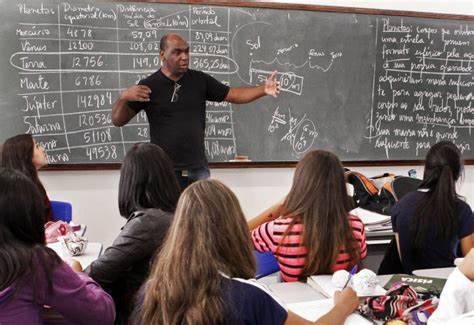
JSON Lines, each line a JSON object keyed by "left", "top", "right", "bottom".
{"left": 1, "top": 134, "right": 51, "bottom": 222}
{"left": 136, "top": 179, "right": 359, "bottom": 325}
{"left": 249, "top": 150, "right": 367, "bottom": 282}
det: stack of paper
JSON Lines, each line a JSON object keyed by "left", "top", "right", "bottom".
{"left": 350, "top": 207, "right": 392, "bottom": 232}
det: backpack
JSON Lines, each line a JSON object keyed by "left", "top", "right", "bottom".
{"left": 345, "top": 170, "right": 422, "bottom": 215}
{"left": 361, "top": 283, "right": 418, "bottom": 321}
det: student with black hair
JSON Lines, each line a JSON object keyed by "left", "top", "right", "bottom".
{"left": 0, "top": 168, "right": 115, "bottom": 324}
{"left": 1, "top": 134, "right": 52, "bottom": 222}
{"left": 86, "top": 143, "right": 181, "bottom": 324}
{"left": 391, "top": 141, "right": 474, "bottom": 274}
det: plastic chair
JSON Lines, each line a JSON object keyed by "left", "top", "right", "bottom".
{"left": 50, "top": 201, "right": 72, "bottom": 223}
{"left": 254, "top": 251, "right": 280, "bottom": 279}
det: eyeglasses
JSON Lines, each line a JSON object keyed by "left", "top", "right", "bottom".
{"left": 171, "top": 82, "right": 181, "bottom": 103}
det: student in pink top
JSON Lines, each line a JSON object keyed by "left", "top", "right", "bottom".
{"left": 249, "top": 150, "right": 367, "bottom": 282}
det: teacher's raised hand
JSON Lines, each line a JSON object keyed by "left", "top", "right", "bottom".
{"left": 264, "top": 71, "right": 281, "bottom": 98}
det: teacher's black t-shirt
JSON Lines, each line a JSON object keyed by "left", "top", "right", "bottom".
{"left": 129, "top": 69, "right": 230, "bottom": 169}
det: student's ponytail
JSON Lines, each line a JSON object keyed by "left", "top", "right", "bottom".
{"left": 411, "top": 142, "right": 462, "bottom": 256}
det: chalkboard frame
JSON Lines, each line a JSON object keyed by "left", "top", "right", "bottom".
{"left": 21, "top": 0, "right": 471, "bottom": 170}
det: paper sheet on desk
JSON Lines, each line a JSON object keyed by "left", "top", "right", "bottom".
{"left": 288, "top": 299, "right": 372, "bottom": 324}
{"left": 308, "top": 275, "right": 386, "bottom": 298}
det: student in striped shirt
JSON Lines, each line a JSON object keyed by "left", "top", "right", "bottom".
{"left": 135, "top": 179, "right": 360, "bottom": 325}
{"left": 249, "top": 150, "right": 367, "bottom": 282}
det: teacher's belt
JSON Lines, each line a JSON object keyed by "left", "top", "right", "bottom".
{"left": 176, "top": 169, "right": 189, "bottom": 177}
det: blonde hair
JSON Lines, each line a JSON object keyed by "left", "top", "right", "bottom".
{"left": 140, "top": 179, "right": 256, "bottom": 324}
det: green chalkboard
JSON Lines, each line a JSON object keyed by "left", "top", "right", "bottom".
{"left": 1, "top": 0, "right": 473, "bottom": 165}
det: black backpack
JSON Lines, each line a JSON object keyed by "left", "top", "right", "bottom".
{"left": 345, "top": 170, "right": 422, "bottom": 215}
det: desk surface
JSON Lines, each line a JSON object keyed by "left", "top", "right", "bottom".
{"left": 47, "top": 241, "right": 102, "bottom": 270}
{"left": 412, "top": 267, "right": 455, "bottom": 279}
{"left": 267, "top": 276, "right": 392, "bottom": 324}
{"left": 266, "top": 275, "right": 392, "bottom": 304}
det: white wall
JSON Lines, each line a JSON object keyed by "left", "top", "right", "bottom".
{"left": 42, "top": 165, "right": 474, "bottom": 248}
{"left": 274, "top": 0, "right": 473, "bottom": 15}
{"left": 40, "top": 0, "right": 473, "bottom": 248}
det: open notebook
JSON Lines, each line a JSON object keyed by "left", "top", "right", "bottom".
{"left": 288, "top": 299, "right": 374, "bottom": 324}
{"left": 308, "top": 275, "right": 386, "bottom": 298}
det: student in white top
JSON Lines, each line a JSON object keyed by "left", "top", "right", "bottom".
{"left": 429, "top": 248, "right": 474, "bottom": 324}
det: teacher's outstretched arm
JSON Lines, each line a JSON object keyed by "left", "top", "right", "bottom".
{"left": 112, "top": 85, "right": 151, "bottom": 127}
{"left": 225, "top": 70, "right": 280, "bottom": 104}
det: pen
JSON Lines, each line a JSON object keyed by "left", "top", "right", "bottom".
{"left": 342, "top": 265, "right": 358, "bottom": 289}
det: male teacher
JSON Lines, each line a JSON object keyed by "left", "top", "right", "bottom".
{"left": 112, "top": 33, "right": 280, "bottom": 188}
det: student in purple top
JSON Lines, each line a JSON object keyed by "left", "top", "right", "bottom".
{"left": 135, "top": 179, "right": 359, "bottom": 325}
{"left": 0, "top": 168, "right": 115, "bottom": 324}
{"left": 391, "top": 141, "right": 474, "bottom": 274}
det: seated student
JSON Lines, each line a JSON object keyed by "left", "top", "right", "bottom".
{"left": 428, "top": 248, "right": 474, "bottom": 324}
{"left": 0, "top": 168, "right": 115, "bottom": 324}
{"left": 248, "top": 150, "right": 367, "bottom": 282}
{"left": 86, "top": 143, "right": 181, "bottom": 324}
{"left": 1, "top": 134, "right": 51, "bottom": 222}
{"left": 135, "top": 179, "right": 360, "bottom": 325}
{"left": 391, "top": 141, "right": 474, "bottom": 274}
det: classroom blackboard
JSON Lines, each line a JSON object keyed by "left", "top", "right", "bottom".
{"left": 0, "top": 0, "right": 473, "bottom": 166}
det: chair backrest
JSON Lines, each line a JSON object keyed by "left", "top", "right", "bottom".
{"left": 254, "top": 251, "right": 280, "bottom": 279}
{"left": 50, "top": 201, "right": 72, "bottom": 223}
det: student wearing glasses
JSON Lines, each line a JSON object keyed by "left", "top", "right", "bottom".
{"left": 111, "top": 33, "right": 280, "bottom": 189}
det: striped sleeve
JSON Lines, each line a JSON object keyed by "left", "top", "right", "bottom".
{"left": 251, "top": 221, "right": 277, "bottom": 253}
{"left": 349, "top": 214, "right": 367, "bottom": 259}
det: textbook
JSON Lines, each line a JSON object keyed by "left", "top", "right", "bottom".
{"left": 383, "top": 274, "right": 446, "bottom": 294}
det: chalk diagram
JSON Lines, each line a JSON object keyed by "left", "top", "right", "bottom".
{"left": 268, "top": 106, "right": 318, "bottom": 155}
{"left": 230, "top": 19, "right": 342, "bottom": 96}
{"left": 227, "top": 13, "right": 342, "bottom": 157}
